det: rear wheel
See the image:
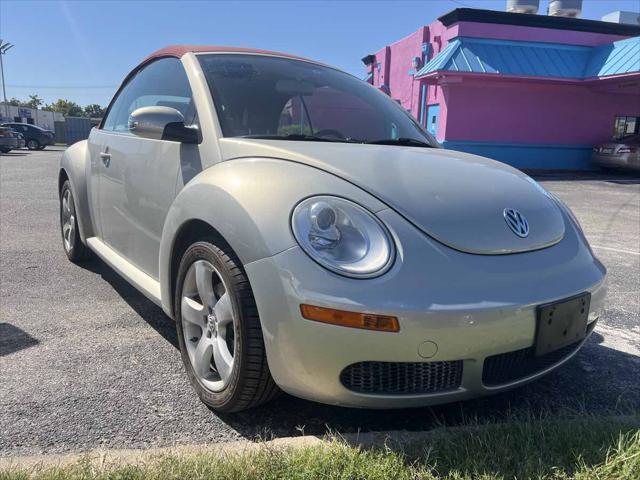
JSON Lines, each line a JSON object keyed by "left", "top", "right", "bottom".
{"left": 0, "top": 147, "right": 10, "bottom": 153}
{"left": 175, "top": 240, "right": 279, "bottom": 412}
{"left": 59, "top": 180, "right": 91, "bottom": 262}
{"left": 38, "top": 145, "right": 46, "bottom": 150}
{"left": 27, "top": 139, "right": 40, "bottom": 150}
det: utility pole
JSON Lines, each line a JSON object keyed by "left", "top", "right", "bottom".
{"left": 0, "top": 40, "right": 15, "bottom": 121}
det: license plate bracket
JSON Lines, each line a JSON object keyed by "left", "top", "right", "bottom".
{"left": 535, "top": 293, "right": 590, "bottom": 356}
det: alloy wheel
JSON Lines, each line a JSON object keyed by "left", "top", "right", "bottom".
{"left": 180, "top": 260, "right": 236, "bottom": 392}
{"left": 61, "top": 188, "right": 76, "bottom": 252}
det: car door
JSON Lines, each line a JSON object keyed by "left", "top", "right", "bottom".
{"left": 96, "top": 57, "right": 199, "bottom": 279}
{"left": 85, "top": 127, "right": 106, "bottom": 239}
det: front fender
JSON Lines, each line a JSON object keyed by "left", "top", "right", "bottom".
{"left": 159, "top": 157, "right": 386, "bottom": 316}
{"left": 59, "top": 140, "right": 94, "bottom": 242}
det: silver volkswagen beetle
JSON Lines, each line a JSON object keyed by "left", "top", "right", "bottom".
{"left": 59, "top": 46, "right": 607, "bottom": 412}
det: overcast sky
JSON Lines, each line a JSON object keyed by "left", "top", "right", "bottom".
{"left": 1, "top": 0, "right": 638, "bottom": 107}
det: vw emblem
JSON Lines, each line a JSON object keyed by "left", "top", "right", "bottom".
{"left": 503, "top": 208, "right": 529, "bottom": 238}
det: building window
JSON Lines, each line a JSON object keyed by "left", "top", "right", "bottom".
{"left": 613, "top": 116, "right": 640, "bottom": 140}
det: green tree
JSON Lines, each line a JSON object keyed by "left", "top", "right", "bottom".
{"left": 44, "top": 99, "right": 84, "bottom": 117}
{"left": 6, "top": 97, "right": 25, "bottom": 107}
{"left": 84, "top": 103, "right": 105, "bottom": 118}
{"left": 25, "top": 94, "right": 43, "bottom": 109}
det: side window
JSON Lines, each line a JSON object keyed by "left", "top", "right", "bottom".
{"left": 102, "top": 58, "right": 195, "bottom": 133}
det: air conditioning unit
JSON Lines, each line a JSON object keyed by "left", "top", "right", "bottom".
{"left": 548, "top": 0, "right": 582, "bottom": 18}
{"left": 602, "top": 11, "right": 640, "bottom": 26}
{"left": 506, "top": 0, "right": 539, "bottom": 15}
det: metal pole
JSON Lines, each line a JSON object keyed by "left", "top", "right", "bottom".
{"left": 0, "top": 52, "right": 7, "bottom": 120}
{"left": 0, "top": 41, "right": 14, "bottom": 121}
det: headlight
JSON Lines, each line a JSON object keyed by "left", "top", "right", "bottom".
{"left": 291, "top": 196, "right": 395, "bottom": 278}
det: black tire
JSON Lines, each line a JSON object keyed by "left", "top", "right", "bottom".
{"left": 174, "top": 239, "right": 280, "bottom": 412}
{"left": 0, "top": 147, "right": 11, "bottom": 154}
{"left": 26, "top": 139, "right": 40, "bottom": 150}
{"left": 38, "top": 145, "right": 46, "bottom": 150}
{"left": 59, "top": 180, "right": 92, "bottom": 262}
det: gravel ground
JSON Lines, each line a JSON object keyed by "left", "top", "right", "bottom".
{"left": 1, "top": 148, "right": 639, "bottom": 457}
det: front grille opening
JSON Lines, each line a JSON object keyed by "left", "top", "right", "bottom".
{"left": 482, "top": 322, "right": 596, "bottom": 387}
{"left": 340, "top": 360, "right": 463, "bottom": 395}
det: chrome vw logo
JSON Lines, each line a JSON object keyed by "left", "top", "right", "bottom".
{"left": 503, "top": 208, "right": 529, "bottom": 238}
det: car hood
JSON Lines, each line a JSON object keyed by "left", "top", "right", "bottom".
{"left": 220, "top": 138, "right": 565, "bottom": 255}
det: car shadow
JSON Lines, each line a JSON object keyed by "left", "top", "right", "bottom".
{"left": 0, "top": 151, "right": 29, "bottom": 157}
{"left": 0, "top": 323, "right": 39, "bottom": 356}
{"left": 79, "top": 257, "right": 178, "bottom": 349}
{"left": 78, "top": 257, "right": 639, "bottom": 439}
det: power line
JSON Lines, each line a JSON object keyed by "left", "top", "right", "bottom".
{"left": 447, "top": 0, "right": 473, "bottom": 7}
{"left": 7, "top": 84, "right": 117, "bottom": 89}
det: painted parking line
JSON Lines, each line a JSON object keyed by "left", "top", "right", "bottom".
{"left": 595, "top": 324, "right": 640, "bottom": 356}
{"left": 591, "top": 245, "right": 640, "bottom": 256}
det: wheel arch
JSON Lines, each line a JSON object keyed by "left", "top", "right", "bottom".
{"left": 166, "top": 218, "right": 234, "bottom": 318}
{"left": 159, "top": 183, "right": 277, "bottom": 319}
{"left": 158, "top": 157, "right": 387, "bottom": 318}
{"left": 59, "top": 140, "right": 94, "bottom": 242}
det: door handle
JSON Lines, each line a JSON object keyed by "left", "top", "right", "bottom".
{"left": 99, "top": 151, "right": 111, "bottom": 166}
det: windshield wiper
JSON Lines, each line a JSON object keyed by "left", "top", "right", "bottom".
{"left": 239, "top": 134, "right": 356, "bottom": 143}
{"left": 365, "top": 137, "right": 434, "bottom": 148}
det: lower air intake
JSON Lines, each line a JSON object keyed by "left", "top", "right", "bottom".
{"left": 482, "top": 322, "right": 595, "bottom": 386}
{"left": 340, "top": 360, "right": 463, "bottom": 395}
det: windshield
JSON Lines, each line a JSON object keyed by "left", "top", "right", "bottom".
{"left": 198, "top": 54, "right": 437, "bottom": 146}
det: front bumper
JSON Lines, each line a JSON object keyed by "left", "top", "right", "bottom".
{"left": 245, "top": 208, "right": 607, "bottom": 408}
{"left": 592, "top": 153, "right": 640, "bottom": 171}
{"left": 0, "top": 138, "right": 19, "bottom": 149}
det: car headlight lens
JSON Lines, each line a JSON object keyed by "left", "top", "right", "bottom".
{"left": 291, "top": 196, "right": 395, "bottom": 278}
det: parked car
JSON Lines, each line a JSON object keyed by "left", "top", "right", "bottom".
{"left": 592, "top": 135, "right": 640, "bottom": 172}
{"left": 59, "top": 46, "right": 607, "bottom": 412}
{"left": 0, "top": 122, "right": 54, "bottom": 150}
{"left": 0, "top": 126, "right": 22, "bottom": 153}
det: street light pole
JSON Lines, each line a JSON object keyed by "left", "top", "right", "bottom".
{"left": 0, "top": 40, "right": 15, "bottom": 121}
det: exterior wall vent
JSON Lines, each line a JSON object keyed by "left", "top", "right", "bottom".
{"left": 506, "top": 0, "right": 539, "bottom": 15}
{"left": 548, "top": 0, "right": 583, "bottom": 18}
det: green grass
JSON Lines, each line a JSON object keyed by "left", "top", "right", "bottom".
{"left": 2, "top": 415, "right": 639, "bottom": 480}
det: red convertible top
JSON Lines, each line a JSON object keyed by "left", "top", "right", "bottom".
{"left": 142, "top": 45, "right": 313, "bottom": 66}
{"left": 100, "top": 46, "right": 319, "bottom": 129}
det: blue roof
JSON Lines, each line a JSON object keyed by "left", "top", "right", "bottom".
{"left": 416, "top": 36, "right": 640, "bottom": 80}
{"left": 584, "top": 36, "right": 640, "bottom": 78}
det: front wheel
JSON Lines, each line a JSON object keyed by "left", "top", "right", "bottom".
{"left": 175, "top": 240, "right": 279, "bottom": 412}
{"left": 26, "top": 139, "right": 40, "bottom": 150}
{"left": 60, "top": 181, "right": 92, "bottom": 262}
{"left": 0, "top": 147, "right": 11, "bottom": 154}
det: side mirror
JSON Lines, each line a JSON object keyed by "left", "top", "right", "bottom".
{"left": 128, "top": 106, "right": 199, "bottom": 143}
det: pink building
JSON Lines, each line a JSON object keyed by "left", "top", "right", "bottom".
{"left": 362, "top": 8, "right": 640, "bottom": 169}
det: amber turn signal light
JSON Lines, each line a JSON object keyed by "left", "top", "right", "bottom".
{"left": 300, "top": 304, "right": 399, "bottom": 332}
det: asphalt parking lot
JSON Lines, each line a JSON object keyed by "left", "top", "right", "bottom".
{"left": 1, "top": 147, "right": 639, "bottom": 458}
